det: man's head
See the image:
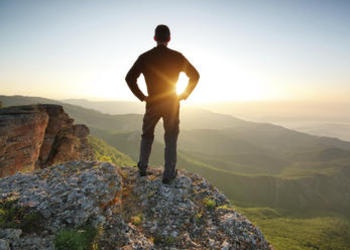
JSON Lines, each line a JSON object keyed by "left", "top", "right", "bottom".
{"left": 154, "top": 24, "right": 170, "bottom": 43}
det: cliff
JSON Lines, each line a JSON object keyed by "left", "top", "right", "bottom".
{"left": 0, "top": 104, "right": 94, "bottom": 177}
{"left": 0, "top": 104, "right": 270, "bottom": 249}
{"left": 0, "top": 162, "right": 271, "bottom": 249}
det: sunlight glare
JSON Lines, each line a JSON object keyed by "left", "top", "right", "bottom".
{"left": 176, "top": 73, "right": 188, "bottom": 95}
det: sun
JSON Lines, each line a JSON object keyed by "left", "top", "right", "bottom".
{"left": 176, "top": 73, "right": 189, "bottom": 96}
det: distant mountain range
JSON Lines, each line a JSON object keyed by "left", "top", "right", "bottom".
{"left": 1, "top": 95, "right": 350, "bottom": 217}
{"left": 63, "top": 98, "right": 145, "bottom": 114}
{"left": 63, "top": 98, "right": 350, "bottom": 141}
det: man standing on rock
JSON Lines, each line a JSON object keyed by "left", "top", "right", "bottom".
{"left": 125, "top": 24, "right": 200, "bottom": 184}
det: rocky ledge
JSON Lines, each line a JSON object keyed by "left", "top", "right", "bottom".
{"left": 0, "top": 161, "right": 271, "bottom": 249}
{"left": 0, "top": 104, "right": 94, "bottom": 177}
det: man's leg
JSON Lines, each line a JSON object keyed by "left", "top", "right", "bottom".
{"left": 162, "top": 100, "right": 180, "bottom": 183}
{"left": 138, "top": 103, "right": 160, "bottom": 175}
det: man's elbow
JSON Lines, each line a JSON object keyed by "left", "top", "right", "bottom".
{"left": 125, "top": 74, "right": 136, "bottom": 88}
{"left": 125, "top": 74, "right": 131, "bottom": 84}
{"left": 193, "top": 71, "right": 200, "bottom": 83}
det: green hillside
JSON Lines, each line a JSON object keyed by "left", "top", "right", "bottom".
{"left": 237, "top": 206, "right": 350, "bottom": 250}
{"left": 88, "top": 135, "right": 135, "bottom": 166}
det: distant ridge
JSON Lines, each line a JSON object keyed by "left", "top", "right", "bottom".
{"left": 63, "top": 98, "right": 144, "bottom": 114}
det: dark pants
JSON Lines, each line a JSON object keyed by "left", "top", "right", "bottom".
{"left": 138, "top": 97, "right": 179, "bottom": 179}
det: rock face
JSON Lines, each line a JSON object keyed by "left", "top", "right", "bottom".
{"left": 0, "top": 162, "right": 271, "bottom": 249}
{"left": 0, "top": 105, "right": 94, "bottom": 177}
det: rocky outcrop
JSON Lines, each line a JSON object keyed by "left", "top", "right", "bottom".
{"left": 0, "top": 105, "right": 94, "bottom": 177}
{"left": 0, "top": 162, "right": 271, "bottom": 249}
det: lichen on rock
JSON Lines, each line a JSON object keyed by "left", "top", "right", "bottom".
{"left": 0, "top": 162, "right": 271, "bottom": 249}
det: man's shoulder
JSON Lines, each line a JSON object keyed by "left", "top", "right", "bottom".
{"left": 137, "top": 48, "right": 155, "bottom": 61}
{"left": 141, "top": 46, "right": 184, "bottom": 57}
{"left": 141, "top": 47, "right": 156, "bottom": 55}
{"left": 166, "top": 47, "right": 184, "bottom": 57}
{"left": 138, "top": 49, "right": 151, "bottom": 59}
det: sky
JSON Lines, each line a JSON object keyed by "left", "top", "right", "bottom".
{"left": 1, "top": 0, "right": 350, "bottom": 103}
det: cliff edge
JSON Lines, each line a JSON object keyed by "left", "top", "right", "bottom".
{"left": 0, "top": 162, "right": 271, "bottom": 249}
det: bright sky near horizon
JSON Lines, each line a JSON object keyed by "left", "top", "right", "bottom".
{"left": 1, "top": 0, "right": 349, "bottom": 103}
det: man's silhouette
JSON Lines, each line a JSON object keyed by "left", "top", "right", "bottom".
{"left": 125, "top": 24, "right": 199, "bottom": 184}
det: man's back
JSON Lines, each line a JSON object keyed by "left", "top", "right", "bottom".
{"left": 139, "top": 45, "right": 185, "bottom": 99}
{"left": 126, "top": 44, "right": 199, "bottom": 102}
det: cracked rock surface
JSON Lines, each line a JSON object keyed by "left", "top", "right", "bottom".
{"left": 0, "top": 161, "right": 271, "bottom": 249}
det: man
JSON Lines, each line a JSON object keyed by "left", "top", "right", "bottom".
{"left": 125, "top": 24, "right": 199, "bottom": 184}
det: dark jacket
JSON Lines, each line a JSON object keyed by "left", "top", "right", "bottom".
{"left": 125, "top": 45, "right": 199, "bottom": 102}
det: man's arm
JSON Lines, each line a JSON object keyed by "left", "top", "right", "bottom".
{"left": 179, "top": 56, "right": 200, "bottom": 100}
{"left": 125, "top": 57, "right": 147, "bottom": 102}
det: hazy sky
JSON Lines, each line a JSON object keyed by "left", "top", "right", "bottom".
{"left": 1, "top": 0, "right": 349, "bottom": 103}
